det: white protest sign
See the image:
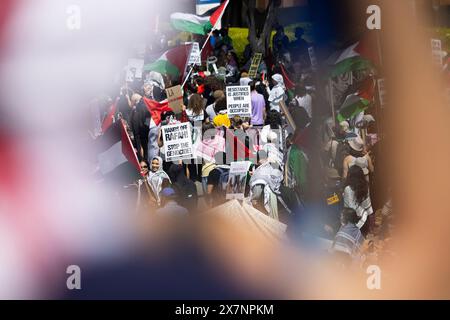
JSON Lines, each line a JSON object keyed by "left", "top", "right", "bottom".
{"left": 308, "top": 46, "right": 318, "bottom": 71}
{"left": 162, "top": 122, "right": 194, "bottom": 162}
{"left": 125, "top": 58, "right": 144, "bottom": 82}
{"left": 377, "top": 78, "right": 387, "bottom": 108}
{"left": 226, "top": 161, "right": 251, "bottom": 200}
{"left": 431, "top": 39, "right": 443, "bottom": 66}
{"left": 187, "top": 42, "right": 201, "bottom": 66}
{"left": 226, "top": 85, "right": 251, "bottom": 117}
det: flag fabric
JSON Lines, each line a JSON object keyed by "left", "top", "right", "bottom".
{"left": 101, "top": 98, "right": 119, "bottom": 133}
{"left": 170, "top": 0, "right": 229, "bottom": 35}
{"left": 337, "top": 77, "right": 376, "bottom": 123}
{"left": 143, "top": 44, "right": 192, "bottom": 81}
{"left": 329, "top": 36, "right": 379, "bottom": 78}
{"left": 96, "top": 120, "right": 141, "bottom": 181}
{"left": 142, "top": 97, "right": 172, "bottom": 126}
{"left": 280, "top": 63, "right": 295, "bottom": 90}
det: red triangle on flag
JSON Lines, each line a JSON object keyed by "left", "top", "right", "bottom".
{"left": 142, "top": 97, "right": 172, "bottom": 126}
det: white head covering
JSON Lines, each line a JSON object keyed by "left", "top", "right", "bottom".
{"left": 146, "top": 71, "right": 165, "bottom": 89}
{"left": 148, "top": 156, "right": 171, "bottom": 205}
{"left": 271, "top": 74, "right": 285, "bottom": 88}
{"left": 240, "top": 77, "right": 252, "bottom": 86}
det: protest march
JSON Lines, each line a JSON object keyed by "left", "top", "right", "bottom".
{"left": 88, "top": 0, "right": 404, "bottom": 271}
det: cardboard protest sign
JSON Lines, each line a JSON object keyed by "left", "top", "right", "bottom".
{"left": 248, "top": 53, "right": 262, "bottom": 79}
{"left": 226, "top": 161, "right": 251, "bottom": 200}
{"left": 226, "top": 85, "right": 251, "bottom": 117}
{"left": 187, "top": 42, "right": 201, "bottom": 66}
{"left": 165, "top": 85, "right": 183, "bottom": 114}
{"left": 162, "top": 122, "right": 194, "bottom": 162}
{"left": 279, "top": 100, "right": 296, "bottom": 132}
{"left": 125, "top": 58, "right": 144, "bottom": 82}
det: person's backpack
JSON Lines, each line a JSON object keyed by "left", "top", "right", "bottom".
{"left": 215, "top": 167, "right": 230, "bottom": 192}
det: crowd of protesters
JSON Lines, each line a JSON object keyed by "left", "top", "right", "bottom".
{"left": 90, "top": 23, "right": 395, "bottom": 270}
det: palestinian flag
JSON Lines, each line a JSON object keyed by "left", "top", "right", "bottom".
{"left": 280, "top": 63, "right": 295, "bottom": 90}
{"left": 337, "top": 77, "right": 376, "bottom": 123}
{"left": 143, "top": 44, "right": 192, "bottom": 81}
{"left": 170, "top": 0, "right": 229, "bottom": 35}
{"left": 142, "top": 97, "right": 172, "bottom": 126}
{"left": 101, "top": 98, "right": 119, "bottom": 133}
{"left": 329, "top": 36, "right": 379, "bottom": 78}
{"left": 96, "top": 120, "right": 141, "bottom": 183}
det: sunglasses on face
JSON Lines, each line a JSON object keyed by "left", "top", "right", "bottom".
{"left": 141, "top": 165, "right": 148, "bottom": 168}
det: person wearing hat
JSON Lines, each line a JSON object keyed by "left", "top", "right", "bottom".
{"left": 342, "top": 135, "right": 374, "bottom": 180}
{"left": 155, "top": 187, "right": 188, "bottom": 216}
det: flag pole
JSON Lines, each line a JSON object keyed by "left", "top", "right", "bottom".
{"left": 181, "top": 0, "right": 230, "bottom": 88}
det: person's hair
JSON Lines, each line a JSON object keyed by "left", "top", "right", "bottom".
{"left": 161, "top": 110, "right": 175, "bottom": 122}
{"left": 202, "top": 122, "right": 215, "bottom": 134}
{"left": 204, "top": 76, "right": 225, "bottom": 92}
{"left": 295, "top": 85, "right": 307, "bottom": 97}
{"left": 266, "top": 110, "right": 282, "bottom": 129}
{"left": 346, "top": 166, "right": 369, "bottom": 204}
{"left": 214, "top": 151, "right": 227, "bottom": 165}
{"left": 341, "top": 208, "right": 360, "bottom": 225}
{"left": 194, "top": 77, "right": 204, "bottom": 86}
{"left": 231, "top": 116, "right": 243, "bottom": 128}
{"left": 291, "top": 106, "right": 310, "bottom": 130}
{"left": 249, "top": 81, "right": 256, "bottom": 91}
{"left": 168, "top": 164, "right": 191, "bottom": 188}
{"left": 214, "top": 97, "right": 227, "bottom": 112}
{"left": 295, "top": 27, "right": 304, "bottom": 38}
{"left": 188, "top": 93, "right": 204, "bottom": 115}
{"left": 349, "top": 148, "right": 365, "bottom": 158}
{"left": 140, "top": 159, "right": 149, "bottom": 167}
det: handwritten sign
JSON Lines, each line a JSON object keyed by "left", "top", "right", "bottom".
{"left": 166, "top": 85, "right": 183, "bottom": 114}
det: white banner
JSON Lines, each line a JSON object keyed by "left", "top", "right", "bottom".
{"left": 187, "top": 42, "right": 201, "bottom": 66}
{"left": 226, "top": 161, "right": 251, "bottom": 200}
{"left": 162, "top": 122, "right": 194, "bottom": 162}
{"left": 125, "top": 58, "right": 144, "bottom": 82}
{"left": 226, "top": 85, "right": 251, "bottom": 117}
{"left": 431, "top": 38, "right": 443, "bottom": 66}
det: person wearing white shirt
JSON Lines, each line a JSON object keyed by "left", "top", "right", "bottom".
{"left": 294, "top": 85, "right": 312, "bottom": 119}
